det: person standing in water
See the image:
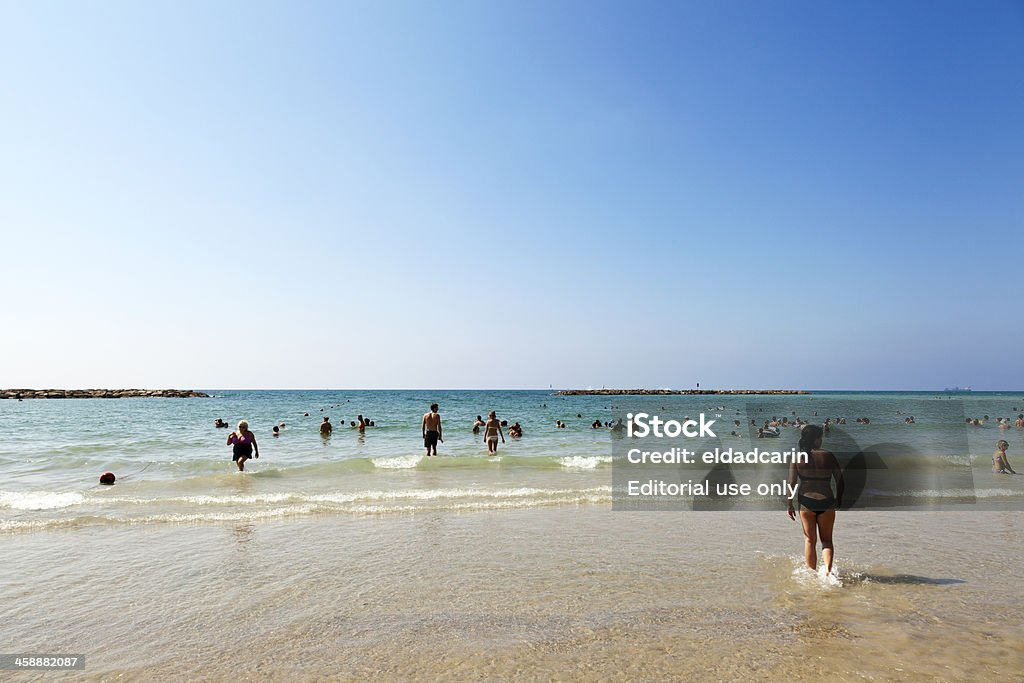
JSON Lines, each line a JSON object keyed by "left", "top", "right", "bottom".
{"left": 422, "top": 404, "right": 443, "bottom": 456}
{"left": 787, "top": 424, "right": 844, "bottom": 576}
{"left": 320, "top": 416, "right": 333, "bottom": 436}
{"left": 228, "top": 420, "right": 259, "bottom": 471}
{"left": 483, "top": 411, "right": 505, "bottom": 455}
{"left": 993, "top": 440, "right": 1017, "bottom": 473}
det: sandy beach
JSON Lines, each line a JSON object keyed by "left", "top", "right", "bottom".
{"left": 3, "top": 506, "right": 1022, "bottom": 681}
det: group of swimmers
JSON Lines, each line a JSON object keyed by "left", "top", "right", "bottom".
{"left": 969, "top": 415, "right": 1024, "bottom": 429}
{"left": 316, "top": 415, "right": 377, "bottom": 436}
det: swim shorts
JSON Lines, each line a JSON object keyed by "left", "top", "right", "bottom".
{"left": 424, "top": 430, "right": 439, "bottom": 447}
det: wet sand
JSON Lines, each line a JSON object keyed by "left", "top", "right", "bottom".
{"left": 2, "top": 507, "right": 1022, "bottom": 681}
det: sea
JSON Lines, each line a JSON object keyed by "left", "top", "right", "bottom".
{"left": 2, "top": 391, "right": 1023, "bottom": 680}
{"left": 2, "top": 390, "right": 1024, "bottom": 530}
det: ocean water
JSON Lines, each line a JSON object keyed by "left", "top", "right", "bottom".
{"left": 2, "top": 390, "right": 1024, "bottom": 531}
{"left": 3, "top": 391, "right": 1024, "bottom": 680}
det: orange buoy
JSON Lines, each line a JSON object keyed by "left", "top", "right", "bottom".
{"left": 99, "top": 472, "right": 116, "bottom": 485}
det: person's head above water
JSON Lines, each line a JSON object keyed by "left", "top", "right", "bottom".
{"left": 430, "top": 404, "right": 439, "bottom": 412}
{"left": 997, "top": 440, "right": 1009, "bottom": 451}
{"left": 798, "top": 424, "right": 824, "bottom": 452}
{"left": 323, "top": 417, "right": 330, "bottom": 422}
{"left": 238, "top": 420, "right": 249, "bottom": 432}
{"left": 488, "top": 411, "right": 496, "bottom": 419}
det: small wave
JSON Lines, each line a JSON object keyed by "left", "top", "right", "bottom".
{"left": 372, "top": 455, "right": 422, "bottom": 469}
{"left": 0, "top": 491, "right": 85, "bottom": 510}
{"left": 95, "top": 486, "right": 613, "bottom": 507}
{"left": 559, "top": 455, "right": 612, "bottom": 470}
{"left": 0, "top": 488, "right": 614, "bottom": 532}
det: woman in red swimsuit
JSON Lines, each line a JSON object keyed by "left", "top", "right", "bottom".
{"left": 787, "top": 424, "right": 844, "bottom": 576}
{"left": 227, "top": 420, "right": 259, "bottom": 471}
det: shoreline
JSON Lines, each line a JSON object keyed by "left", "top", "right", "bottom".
{"left": 0, "top": 389, "right": 209, "bottom": 399}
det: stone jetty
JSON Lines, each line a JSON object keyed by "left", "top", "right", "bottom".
{"left": 1, "top": 389, "right": 210, "bottom": 399}
{"left": 554, "top": 389, "right": 808, "bottom": 396}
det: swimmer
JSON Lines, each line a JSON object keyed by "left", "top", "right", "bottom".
{"left": 473, "top": 416, "right": 485, "bottom": 434}
{"left": 227, "top": 420, "right": 259, "bottom": 471}
{"left": 422, "top": 403, "right": 442, "bottom": 456}
{"left": 993, "top": 440, "right": 1016, "bottom": 474}
{"left": 320, "top": 416, "right": 332, "bottom": 436}
{"left": 788, "top": 425, "right": 844, "bottom": 576}
{"left": 272, "top": 425, "right": 280, "bottom": 437}
{"left": 483, "top": 411, "right": 505, "bottom": 455}
{"left": 357, "top": 415, "right": 366, "bottom": 434}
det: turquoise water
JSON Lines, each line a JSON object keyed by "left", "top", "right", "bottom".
{"left": 2, "top": 390, "right": 1023, "bottom": 530}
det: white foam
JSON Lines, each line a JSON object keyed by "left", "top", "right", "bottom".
{"left": 559, "top": 455, "right": 612, "bottom": 470}
{"left": 0, "top": 491, "right": 85, "bottom": 510}
{"left": 372, "top": 455, "right": 422, "bottom": 469}
{"left": 97, "top": 486, "right": 614, "bottom": 507}
{"left": 790, "top": 557, "right": 845, "bottom": 588}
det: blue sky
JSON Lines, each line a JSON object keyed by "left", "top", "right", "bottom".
{"left": 1, "top": 1, "right": 1022, "bottom": 390}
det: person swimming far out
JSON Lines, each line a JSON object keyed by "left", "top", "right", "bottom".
{"left": 227, "top": 420, "right": 259, "bottom": 471}
{"left": 787, "top": 424, "right": 844, "bottom": 576}
{"left": 993, "top": 440, "right": 1016, "bottom": 474}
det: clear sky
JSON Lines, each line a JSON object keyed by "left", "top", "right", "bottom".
{"left": 2, "top": 1, "right": 1022, "bottom": 390}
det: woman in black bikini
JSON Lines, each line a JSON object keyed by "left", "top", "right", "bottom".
{"left": 787, "top": 424, "right": 843, "bottom": 576}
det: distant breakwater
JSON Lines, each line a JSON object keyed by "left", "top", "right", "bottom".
{"left": 554, "top": 389, "right": 809, "bottom": 396}
{"left": 1, "top": 389, "right": 210, "bottom": 399}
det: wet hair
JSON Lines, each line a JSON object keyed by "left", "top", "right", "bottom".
{"left": 272, "top": 426, "right": 279, "bottom": 433}
{"left": 798, "top": 424, "right": 824, "bottom": 454}
{"left": 997, "top": 440, "right": 1009, "bottom": 450}
{"left": 430, "top": 403, "right": 439, "bottom": 411}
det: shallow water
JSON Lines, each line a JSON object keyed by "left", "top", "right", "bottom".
{"left": 1, "top": 509, "right": 1021, "bottom": 681}
{"left": 2, "top": 391, "right": 1023, "bottom": 530}
{"left": 2, "top": 391, "right": 1023, "bottom": 679}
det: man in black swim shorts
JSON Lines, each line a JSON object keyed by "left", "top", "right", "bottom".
{"left": 422, "top": 403, "right": 443, "bottom": 456}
